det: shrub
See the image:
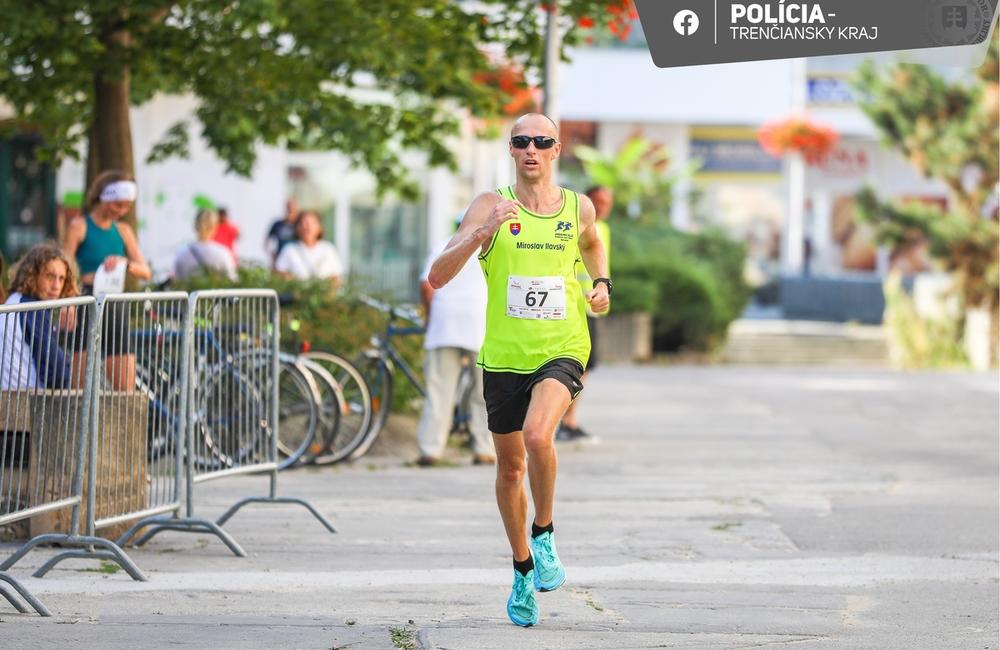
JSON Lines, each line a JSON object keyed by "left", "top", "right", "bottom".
{"left": 611, "top": 277, "right": 658, "bottom": 314}
{"left": 883, "top": 271, "right": 967, "bottom": 369}
{"left": 610, "top": 219, "right": 749, "bottom": 352}
{"left": 170, "top": 265, "right": 425, "bottom": 412}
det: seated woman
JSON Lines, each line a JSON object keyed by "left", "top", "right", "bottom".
{"left": 0, "top": 244, "right": 80, "bottom": 390}
{"left": 274, "top": 210, "right": 344, "bottom": 290}
{"left": 173, "top": 209, "right": 238, "bottom": 281}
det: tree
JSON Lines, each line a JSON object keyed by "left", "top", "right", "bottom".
{"left": 851, "top": 35, "right": 999, "bottom": 327}
{"left": 574, "top": 137, "right": 697, "bottom": 224}
{"left": 0, "top": 0, "right": 634, "bottom": 207}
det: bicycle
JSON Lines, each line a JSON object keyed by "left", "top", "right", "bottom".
{"left": 282, "top": 315, "right": 373, "bottom": 466}
{"left": 350, "top": 295, "right": 476, "bottom": 461}
{"left": 131, "top": 299, "right": 321, "bottom": 472}
{"left": 300, "top": 350, "right": 372, "bottom": 465}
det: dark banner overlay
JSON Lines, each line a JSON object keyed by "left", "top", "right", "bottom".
{"left": 636, "top": 0, "right": 999, "bottom": 67}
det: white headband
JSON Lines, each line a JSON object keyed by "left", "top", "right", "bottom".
{"left": 100, "top": 180, "right": 138, "bottom": 203}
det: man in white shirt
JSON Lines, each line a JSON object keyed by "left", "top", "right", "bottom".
{"left": 415, "top": 232, "right": 494, "bottom": 466}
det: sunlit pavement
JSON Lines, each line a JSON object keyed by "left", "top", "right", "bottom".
{"left": 2, "top": 365, "right": 997, "bottom": 649}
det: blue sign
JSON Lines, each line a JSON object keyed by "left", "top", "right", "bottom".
{"left": 690, "top": 139, "right": 782, "bottom": 174}
{"left": 808, "top": 76, "right": 855, "bottom": 105}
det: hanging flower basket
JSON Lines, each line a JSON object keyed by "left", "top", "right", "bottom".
{"left": 758, "top": 117, "right": 839, "bottom": 165}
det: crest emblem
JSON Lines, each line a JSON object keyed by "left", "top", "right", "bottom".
{"left": 509, "top": 222, "right": 521, "bottom": 235}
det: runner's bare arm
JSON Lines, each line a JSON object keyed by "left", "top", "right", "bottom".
{"left": 427, "top": 192, "right": 521, "bottom": 289}
{"left": 62, "top": 218, "right": 92, "bottom": 283}
{"left": 577, "top": 195, "right": 610, "bottom": 314}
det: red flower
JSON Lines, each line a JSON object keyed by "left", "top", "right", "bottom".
{"left": 604, "top": 0, "right": 636, "bottom": 41}
{"left": 758, "top": 116, "right": 839, "bottom": 166}
{"left": 473, "top": 61, "right": 540, "bottom": 117}
{"left": 578, "top": 16, "right": 595, "bottom": 28}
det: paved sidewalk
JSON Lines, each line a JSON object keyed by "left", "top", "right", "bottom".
{"left": 1, "top": 366, "right": 997, "bottom": 649}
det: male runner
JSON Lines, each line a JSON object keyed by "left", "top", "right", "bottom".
{"left": 428, "top": 113, "right": 610, "bottom": 627}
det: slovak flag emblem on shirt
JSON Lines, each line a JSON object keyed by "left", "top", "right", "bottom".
{"left": 509, "top": 222, "right": 521, "bottom": 235}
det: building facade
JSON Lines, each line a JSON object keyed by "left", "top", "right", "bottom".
{"left": 1, "top": 39, "right": 950, "bottom": 308}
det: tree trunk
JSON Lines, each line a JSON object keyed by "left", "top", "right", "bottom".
{"left": 86, "top": 122, "right": 101, "bottom": 192}
{"left": 85, "top": 26, "right": 137, "bottom": 231}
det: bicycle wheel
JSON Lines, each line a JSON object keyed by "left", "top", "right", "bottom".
{"left": 449, "top": 365, "right": 476, "bottom": 448}
{"left": 302, "top": 351, "right": 373, "bottom": 464}
{"left": 134, "top": 361, "right": 177, "bottom": 463}
{"left": 349, "top": 351, "right": 392, "bottom": 461}
{"left": 276, "top": 357, "right": 320, "bottom": 469}
{"left": 192, "top": 361, "right": 268, "bottom": 471}
{"left": 299, "top": 358, "right": 344, "bottom": 463}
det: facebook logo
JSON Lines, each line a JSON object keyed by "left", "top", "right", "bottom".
{"left": 673, "top": 9, "right": 700, "bottom": 36}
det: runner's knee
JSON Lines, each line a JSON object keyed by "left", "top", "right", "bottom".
{"left": 496, "top": 455, "right": 526, "bottom": 484}
{"left": 522, "top": 425, "right": 553, "bottom": 455}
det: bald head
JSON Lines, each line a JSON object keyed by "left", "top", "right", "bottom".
{"left": 512, "top": 113, "right": 559, "bottom": 139}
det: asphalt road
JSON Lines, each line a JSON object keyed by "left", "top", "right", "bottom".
{"left": 1, "top": 366, "right": 997, "bottom": 649}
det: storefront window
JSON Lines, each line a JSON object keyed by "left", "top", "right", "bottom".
{"left": 1, "top": 135, "right": 56, "bottom": 262}
{"left": 286, "top": 159, "right": 428, "bottom": 302}
{"left": 350, "top": 198, "right": 426, "bottom": 302}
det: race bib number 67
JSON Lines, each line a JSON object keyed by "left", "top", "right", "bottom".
{"left": 507, "top": 275, "right": 566, "bottom": 320}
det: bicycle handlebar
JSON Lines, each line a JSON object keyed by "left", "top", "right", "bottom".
{"left": 358, "top": 295, "right": 424, "bottom": 328}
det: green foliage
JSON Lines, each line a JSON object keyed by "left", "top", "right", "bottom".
{"left": 0, "top": 0, "right": 633, "bottom": 198}
{"left": 851, "top": 34, "right": 999, "bottom": 315}
{"left": 170, "top": 265, "right": 425, "bottom": 412}
{"left": 574, "top": 138, "right": 698, "bottom": 224}
{"left": 882, "top": 272, "right": 967, "bottom": 369}
{"left": 611, "top": 220, "right": 750, "bottom": 351}
{"left": 611, "top": 277, "right": 657, "bottom": 314}
{"left": 573, "top": 133, "right": 745, "bottom": 351}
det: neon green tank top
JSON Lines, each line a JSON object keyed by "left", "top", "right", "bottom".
{"left": 477, "top": 186, "right": 590, "bottom": 374}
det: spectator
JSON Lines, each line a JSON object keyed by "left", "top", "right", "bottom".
{"left": 63, "top": 170, "right": 152, "bottom": 290}
{"left": 62, "top": 170, "right": 151, "bottom": 391}
{"left": 211, "top": 206, "right": 240, "bottom": 262}
{"left": 174, "top": 210, "right": 238, "bottom": 281}
{"left": 414, "top": 221, "right": 494, "bottom": 466}
{"left": 557, "top": 185, "right": 613, "bottom": 443}
{"left": 266, "top": 198, "right": 300, "bottom": 266}
{"left": 274, "top": 210, "right": 344, "bottom": 289}
{"left": 1, "top": 244, "right": 80, "bottom": 390}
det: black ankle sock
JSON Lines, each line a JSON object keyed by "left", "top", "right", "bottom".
{"left": 531, "top": 522, "right": 554, "bottom": 539}
{"left": 513, "top": 555, "right": 534, "bottom": 576}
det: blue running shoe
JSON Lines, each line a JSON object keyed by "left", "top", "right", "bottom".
{"left": 506, "top": 569, "right": 539, "bottom": 627}
{"left": 531, "top": 532, "right": 566, "bottom": 592}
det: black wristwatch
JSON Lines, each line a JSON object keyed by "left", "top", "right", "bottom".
{"left": 592, "top": 277, "right": 612, "bottom": 295}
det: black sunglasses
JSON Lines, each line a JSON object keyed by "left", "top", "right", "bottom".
{"left": 511, "top": 135, "right": 558, "bottom": 150}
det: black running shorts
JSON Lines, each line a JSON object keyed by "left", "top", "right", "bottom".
{"left": 482, "top": 358, "right": 584, "bottom": 434}
{"left": 70, "top": 292, "right": 134, "bottom": 356}
{"left": 585, "top": 316, "right": 598, "bottom": 371}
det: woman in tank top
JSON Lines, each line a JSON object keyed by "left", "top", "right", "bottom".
{"left": 62, "top": 170, "right": 152, "bottom": 391}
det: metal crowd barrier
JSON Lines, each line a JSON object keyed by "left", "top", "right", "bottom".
{"left": 117, "top": 289, "right": 334, "bottom": 554}
{"left": 0, "top": 296, "right": 142, "bottom": 616}
{"left": 37, "top": 293, "right": 192, "bottom": 576}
